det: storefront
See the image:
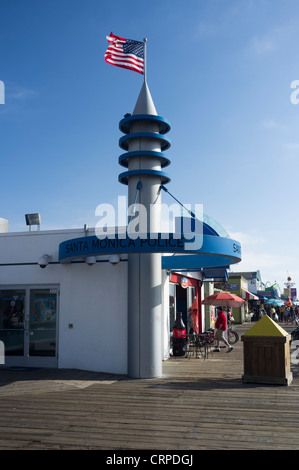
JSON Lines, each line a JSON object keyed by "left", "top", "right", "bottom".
{"left": 0, "top": 228, "right": 129, "bottom": 373}
{"left": 169, "top": 272, "right": 201, "bottom": 335}
{"left": 163, "top": 217, "right": 239, "bottom": 334}
{"left": 227, "top": 276, "right": 259, "bottom": 323}
{"left": 0, "top": 286, "right": 58, "bottom": 368}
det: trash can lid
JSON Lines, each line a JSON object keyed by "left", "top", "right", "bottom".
{"left": 243, "top": 315, "right": 289, "bottom": 337}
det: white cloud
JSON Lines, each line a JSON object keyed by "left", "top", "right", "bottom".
{"left": 235, "top": 250, "right": 291, "bottom": 272}
{"left": 261, "top": 119, "right": 286, "bottom": 130}
{"left": 194, "top": 21, "right": 216, "bottom": 39}
{"left": 6, "top": 84, "right": 38, "bottom": 101}
{"left": 248, "top": 17, "right": 299, "bottom": 56}
{"left": 249, "top": 36, "right": 275, "bottom": 55}
{"left": 0, "top": 83, "right": 39, "bottom": 118}
{"left": 285, "top": 143, "right": 299, "bottom": 150}
{"left": 228, "top": 230, "right": 265, "bottom": 248}
{"left": 228, "top": 230, "right": 296, "bottom": 290}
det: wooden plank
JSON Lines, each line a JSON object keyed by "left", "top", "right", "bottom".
{"left": 0, "top": 323, "right": 299, "bottom": 450}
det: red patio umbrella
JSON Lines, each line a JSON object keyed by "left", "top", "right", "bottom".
{"left": 201, "top": 292, "right": 245, "bottom": 308}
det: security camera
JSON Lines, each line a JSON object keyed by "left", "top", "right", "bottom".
{"left": 85, "top": 256, "right": 96, "bottom": 266}
{"left": 109, "top": 255, "right": 120, "bottom": 265}
{"left": 38, "top": 254, "right": 51, "bottom": 268}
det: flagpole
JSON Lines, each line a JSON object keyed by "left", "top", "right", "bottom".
{"left": 143, "top": 38, "right": 147, "bottom": 83}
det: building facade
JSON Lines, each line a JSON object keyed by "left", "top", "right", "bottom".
{"left": 0, "top": 82, "right": 242, "bottom": 377}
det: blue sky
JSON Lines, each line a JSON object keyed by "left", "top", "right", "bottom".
{"left": 1, "top": 0, "right": 299, "bottom": 294}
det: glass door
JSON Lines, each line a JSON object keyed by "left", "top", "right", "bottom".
{"left": 27, "top": 288, "right": 58, "bottom": 366}
{"left": 0, "top": 289, "right": 26, "bottom": 358}
{"left": 0, "top": 287, "right": 58, "bottom": 368}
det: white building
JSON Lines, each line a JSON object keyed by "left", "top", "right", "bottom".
{"left": 0, "top": 225, "right": 208, "bottom": 373}
{"left": 0, "top": 83, "right": 242, "bottom": 377}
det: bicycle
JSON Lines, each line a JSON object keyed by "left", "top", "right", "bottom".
{"left": 291, "top": 326, "right": 299, "bottom": 343}
{"left": 203, "top": 323, "right": 239, "bottom": 345}
{"left": 227, "top": 322, "right": 239, "bottom": 344}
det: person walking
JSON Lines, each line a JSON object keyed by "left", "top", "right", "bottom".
{"left": 214, "top": 307, "right": 233, "bottom": 353}
{"left": 280, "top": 305, "right": 284, "bottom": 322}
{"left": 284, "top": 307, "right": 289, "bottom": 324}
{"left": 259, "top": 305, "right": 266, "bottom": 318}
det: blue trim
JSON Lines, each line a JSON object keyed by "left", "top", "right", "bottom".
{"left": 119, "top": 132, "right": 171, "bottom": 151}
{"left": 119, "top": 151, "right": 171, "bottom": 168}
{"left": 118, "top": 169, "right": 171, "bottom": 185}
{"left": 59, "top": 233, "right": 242, "bottom": 266}
{"left": 162, "top": 255, "right": 236, "bottom": 270}
{"left": 162, "top": 235, "right": 242, "bottom": 270}
{"left": 119, "top": 114, "right": 171, "bottom": 135}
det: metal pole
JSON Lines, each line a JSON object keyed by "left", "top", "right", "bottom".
{"left": 143, "top": 38, "right": 147, "bottom": 83}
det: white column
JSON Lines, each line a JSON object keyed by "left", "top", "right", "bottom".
{"left": 127, "top": 119, "right": 162, "bottom": 378}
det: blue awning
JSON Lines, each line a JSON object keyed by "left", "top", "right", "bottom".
{"left": 202, "top": 266, "right": 229, "bottom": 281}
{"left": 161, "top": 234, "right": 241, "bottom": 270}
{"left": 162, "top": 217, "right": 241, "bottom": 271}
{"left": 257, "top": 291, "right": 271, "bottom": 298}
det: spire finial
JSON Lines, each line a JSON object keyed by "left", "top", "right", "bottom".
{"left": 132, "top": 81, "right": 157, "bottom": 115}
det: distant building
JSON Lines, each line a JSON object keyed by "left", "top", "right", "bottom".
{"left": 228, "top": 270, "right": 262, "bottom": 294}
{"left": 227, "top": 272, "right": 260, "bottom": 323}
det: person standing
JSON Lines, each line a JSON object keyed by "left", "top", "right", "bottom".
{"left": 284, "top": 307, "right": 289, "bottom": 324}
{"left": 187, "top": 308, "right": 194, "bottom": 335}
{"left": 214, "top": 307, "right": 233, "bottom": 353}
{"left": 290, "top": 307, "right": 295, "bottom": 324}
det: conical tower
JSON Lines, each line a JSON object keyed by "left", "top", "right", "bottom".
{"left": 119, "top": 82, "right": 171, "bottom": 378}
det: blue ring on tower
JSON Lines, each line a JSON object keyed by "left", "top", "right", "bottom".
{"left": 119, "top": 114, "right": 171, "bottom": 135}
{"left": 118, "top": 113, "right": 171, "bottom": 186}
{"left": 119, "top": 169, "right": 171, "bottom": 185}
{"left": 119, "top": 151, "right": 171, "bottom": 168}
{"left": 119, "top": 132, "right": 171, "bottom": 152}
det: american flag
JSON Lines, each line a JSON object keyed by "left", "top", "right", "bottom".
{"left": 105, "top": 32, "right": 144, "bottom": 75}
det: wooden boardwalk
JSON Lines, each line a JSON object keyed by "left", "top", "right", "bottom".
{"left": 0, "top": 322, "right": 299, "bottom": 450}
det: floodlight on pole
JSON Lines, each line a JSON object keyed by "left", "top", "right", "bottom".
{"left": 25, "top": 213, "right": 41, "bottom": 231}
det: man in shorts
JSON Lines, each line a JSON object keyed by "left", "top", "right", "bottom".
{"left": 214, "top": 307, "right": 233, "bottom": 353}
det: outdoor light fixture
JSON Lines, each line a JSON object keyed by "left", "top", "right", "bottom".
{"left": 25, "top": 213, "right": 41, "bottom": 231}
{"left": 85, "top": 256, "right": 96, "bottom": 266}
